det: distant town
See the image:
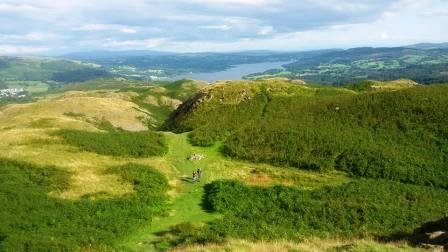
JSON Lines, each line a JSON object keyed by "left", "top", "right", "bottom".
{"left": 0, "top": 88, "right": 27, "bottom": 99}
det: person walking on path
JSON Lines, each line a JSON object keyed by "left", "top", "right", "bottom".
{"left": 197, "top": 168, "right": 202, "bottom": 181}
{"left": 192, "top": 171, "right": 197, "bottom": 183}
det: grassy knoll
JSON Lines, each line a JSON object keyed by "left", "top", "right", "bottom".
{"left": 0, "top": 90, "right": 151, "bottom": 131}
{"left": 124, "top": 79, "right": 206, "bottom": 128}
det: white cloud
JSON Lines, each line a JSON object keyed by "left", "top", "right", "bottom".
{"left": 0, "top": 44, "right": 48, "bottom": 55}
{"left": 201, "top": 25, "right": 232, "bottom": 31}
{"left": 119, "top": 27, "right": 137, "bottom": 34}
{"left": 258, "top": 26, "right": 274, "bottom": 35}
{"left": 73, "top": 23, "right": 138, "bottom": 34}
{"left": 181, "top": 0, "right": 278, "bottom": 6}
{"left": 0, "top": 0, "right": 446, "bottom": 54}
{"left": 426, "top": 8, "right": 448, "bottom": 16}
{"left": 73, "top": 24, "right": 112, "bottom": 31}
{"left": 0, "top": 32, "right": 60, "bottom": 42}
{"left": 0, "top": 3, "right": 39, "bottom": 12}
{"left": 104, "top": 38, "right": 168, "bottom": 48}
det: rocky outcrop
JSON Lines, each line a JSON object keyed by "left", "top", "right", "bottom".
{"left": 189, "top": 153, "right": 205, "bottom": 161}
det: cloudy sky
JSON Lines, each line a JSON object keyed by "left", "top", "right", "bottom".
{"left": 0, "top": 0, "right": 447, "bottom": 54}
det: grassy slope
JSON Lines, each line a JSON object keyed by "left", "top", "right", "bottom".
{"left": 0, "top": 85, "right": 351, "bottom": 251}
{"left": 0, "top": 80, "right": 438, "bottom": 251}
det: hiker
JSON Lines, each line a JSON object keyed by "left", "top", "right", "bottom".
{"left": 192, "top": 171, "right": 197, "bottom": 183}
{"left": 197, "top": 168, "right": 202, "bottom": 180}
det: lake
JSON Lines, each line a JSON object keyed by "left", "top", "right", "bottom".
{"left": 170, "top": 61, "right": 292, "bottom": 82}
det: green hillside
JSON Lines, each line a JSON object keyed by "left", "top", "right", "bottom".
{"left": 1, "top": 78, "right": 447, "bottom": 251}
{"left": 164, "top": 79, "right": 448, "bottom": 188}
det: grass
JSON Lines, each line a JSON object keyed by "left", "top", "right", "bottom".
{"left": 0, "top": 90, "right": 151, "bottom": 131}
{"left": 170, "top": 238, "right": 425, "bottom": 252}
{"left": 0, "top": 96, "right": 345, "bottom": 251}
{"left": 1, "top": 81, "right": 443, "bottom": 251}
{"left": 119, "top": 133, "right": 348, "bottom": 251}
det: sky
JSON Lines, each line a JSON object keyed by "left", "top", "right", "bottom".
{"left": 0, "top": 0, "right": 447, "bottom": 55}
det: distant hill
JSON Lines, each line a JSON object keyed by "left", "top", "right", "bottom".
{"left": 60, "top": 46, "right": 448, "bottom": 85}
{"left": 406, "top": 42, "right": 448, "bottom": 50}
{"left": 62, "top": 50, "right": 175, "bottom": 60}
{"left": 0, "top": 56, "right": 113, "bottom": 94}
{"left": 248, "top": 46, "right": 448, "bottom": 84}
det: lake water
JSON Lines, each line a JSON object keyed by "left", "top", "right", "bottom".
{"left": 170, "top": 61, "right": 291, "bottom": 82}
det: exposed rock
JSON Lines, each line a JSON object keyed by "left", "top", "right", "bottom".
{"left": 189, "top": 154, "right": 205, "bottom": 161}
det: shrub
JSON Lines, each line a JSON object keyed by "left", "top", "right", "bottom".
{"left": 57, "top": 129, "right": 168, "bottom": 157}
{"left": 200, "top": 180, "right": 448, "bottom": 241}
{"left": 0, "top": 160, "right": 169, "bottom": 250}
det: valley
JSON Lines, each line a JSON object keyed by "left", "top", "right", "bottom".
{"left": 2, "top": 0, "right": 448, "bottom": 251}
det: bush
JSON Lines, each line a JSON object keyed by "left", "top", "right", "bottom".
{"left": 344, "top": 80, "right": 374, "bottom": 92}
{"left": 0, "top": 160, "right": 169, "bottom": 250}
{"left": 200, "top": 180, "right": 448, "bottom": 241}
{"left": 57, "top": 129, "right": 168, "bottom": 157}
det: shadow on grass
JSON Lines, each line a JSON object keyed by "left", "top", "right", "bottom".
{"left": 200, "top": 183, "right": 215, "bottom": 213}
{"left": 179, "top": 176, "right": 195, "bottom": 184}
{"left": 378, "top": 216, "right": 448, "bottom": 249}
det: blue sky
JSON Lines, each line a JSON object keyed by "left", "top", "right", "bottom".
{"left": 0, "top": 0, "right": 447, "bottom": 54}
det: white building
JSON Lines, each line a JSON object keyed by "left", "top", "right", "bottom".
{"left": 0, "top": 88, "right": 27, "bottom": 98}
